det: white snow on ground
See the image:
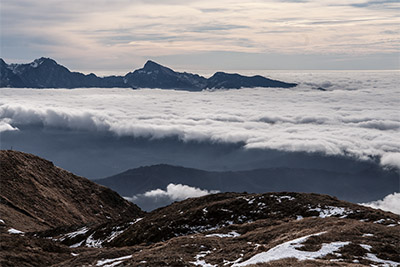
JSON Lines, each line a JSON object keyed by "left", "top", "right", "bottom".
{"left": 96, "top": 255, "right": 132, "bottom": 267}
{"left": 65, "top": 227, "right": 89, "bottom": 238}
{"left": 362, "top": 233, "right": 374, "bottom": 237}
{"left": 206, "top": 231, "right": 241, "bottom": 238}
{"left": 271, "top": 195, "right": 295, "bottom": 203}
{"left": 232, "top": 232, "right": 350, "bottom": 266}
{"left": 190, "top": 251, "right": 216, "bottom": 267}
{"left": 223, "top": 257, "right": 243, "bottom": 266}
{"left": 68, "top": 219, "right": 143, "bottom": 248}
{"left": 85, "top": 233, "right": 104, "bottom": 248}
{"left": 364, "top": 253, "right": 399, "bottom": 267}
{"left": 308, "top": 206, "right": 352, "bottom": 218}
{"left": 360, "top": 244, "right": 372, "bottom": 251}
{"left": 7, "top": 228, "right": 24, "bottom": 234}
{"left": 69, "top": 240, "right": 84, "bottom": 248}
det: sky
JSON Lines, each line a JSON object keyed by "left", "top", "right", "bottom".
{"left": 1, "top": 0, "right": 399, "bottom": 74}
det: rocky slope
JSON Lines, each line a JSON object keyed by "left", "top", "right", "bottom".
{"left": 0, "top": 57, "right": 297, "bottom": 90}
{"left": 0, "top": 150, "right": 143, "bottom": 232}
{"left": 1, "top": 151, "right": 399, "bottom": 266}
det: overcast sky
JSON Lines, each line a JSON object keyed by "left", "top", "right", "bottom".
{"left": 1, "top": 0, "right": 399, "bottom": 74}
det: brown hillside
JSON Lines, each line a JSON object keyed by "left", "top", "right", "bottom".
{"left": 0, "top": 150, "right": 143, "bottom": 232}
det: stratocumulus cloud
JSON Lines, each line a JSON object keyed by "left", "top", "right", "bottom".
{"left": 361, "top": 193, "right": 400, "bottom": 215}
{"left": 0, "top": 71, "right": 399, "bottom": 168}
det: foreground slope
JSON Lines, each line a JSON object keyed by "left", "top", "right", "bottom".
{"left": 0, "top": 150, "right": 143, "bottom": 232}
{"left": 1, "top": 151, "right": 399, "bottom": 266}
{"left": 39, "top": 192, "right": 400, "bottom": 266}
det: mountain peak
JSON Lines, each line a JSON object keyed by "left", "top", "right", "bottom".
{"left": 0, "top": 58, "right": 7, "bottom": 66}
{"left": 32, "top": 57, "right": 57, "bottom": 67}
{"left": 142, "top": 60, "right": 164, "bottom": 70}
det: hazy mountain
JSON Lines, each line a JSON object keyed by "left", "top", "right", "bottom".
{"left": 124, "top": 60, "right": 208, "bottom": 90}
{"left": 207, "top": 71, "right": 297, "bottom": 89}
{"left": 95, "top": 164, "right": 399, "bottom": 210}
{"left": 0, "top": 57, "right": 129, "bottom": 89}
{"left": 1, "top": 151, "right": 399, "bottom": 266}
{"left": 0, "top": 57, "right": 297, "bottom": 90}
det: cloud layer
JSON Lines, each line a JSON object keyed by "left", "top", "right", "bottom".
{"left": 1, "top": 70, "right": 399, "bottom": 169}
{"left": 362, "top": 193, "right": 400, "bottom": 215}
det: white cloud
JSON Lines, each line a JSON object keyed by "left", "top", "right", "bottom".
{"left": 141, "top": 183, "right": 219, "bottom": 201}
{"left": 0, "top": 119, "right": 18, "bottom": 132}
{"left": 362, "top": 193, "right": 400, "bottom": 215}
{"left": 0, "top": 71, "right": 399, "bottom": 169}
{"left": 380, "top": 153, "right": 400, "bottom": 169}
{"left": 124, "top": 183, "right": 219, "bottom": 210}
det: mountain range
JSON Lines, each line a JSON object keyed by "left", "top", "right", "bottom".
{"left": 0, "top": 57, "right": 297, "bottom": 90}
{"left": 1, "top": 150, "right": 399, "bottom": 266}
{"left": 96, "top": 164, "right": 399, "bottom": 211}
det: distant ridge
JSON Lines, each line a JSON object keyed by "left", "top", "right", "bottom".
{"left": 0, "top": 57, "right": 297, "bottom": 90}
{"left": 96, "top": 163, "right": 399, "bottom": 211}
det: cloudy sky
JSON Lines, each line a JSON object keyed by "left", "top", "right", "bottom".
{"left": 1, "top": 0, "right": 399, "bottom": 74}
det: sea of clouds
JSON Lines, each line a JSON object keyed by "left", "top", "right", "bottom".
{"left": 1, "top": 70, "right": 399, "bottom": 169}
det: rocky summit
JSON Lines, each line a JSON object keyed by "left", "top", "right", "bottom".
{"left": 1, "top": 150, "right": 399, "bottom": 266}
{"left": 0, "top": 58, "right": 297, "bottom": 90}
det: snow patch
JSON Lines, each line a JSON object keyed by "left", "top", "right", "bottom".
{"left": 69, "top": 240, "right": 84, "bottom": 248}
{"left": 274, "top": 195, "right": 295, "bottom": 203}
{"left": 308, "top": 206, "right": 351, "bottom": 218}
{"left": 96, "top": 255, "right": 132, "bottom": 266}
{"left": 206, "top": 231, "right": 241, "bottom": 238}
{"left": 362, "top": 233, "right": 374, "bottom": 237}
{"left": 364, "top": 253, "right": 399, "bottom": 266}
{"left": 224, "top": 257, "right": 243, "bottom": 266}
{"left": 85, "top": 233, "right": 103, "bottom": 248}
{"left": 360, "top": 244, "right": 372, "bottom": 251}
{"left": 8, "top": 228, "right": 24, "bottom": 234}
{"left": 232, "top": 232, "right": 350, "bottom": 266}
{"left": 191, "top": 251, "right": 216, "bottom": 267}
{"left": 65, "top": 227, "right": 89, "bottom": 238}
